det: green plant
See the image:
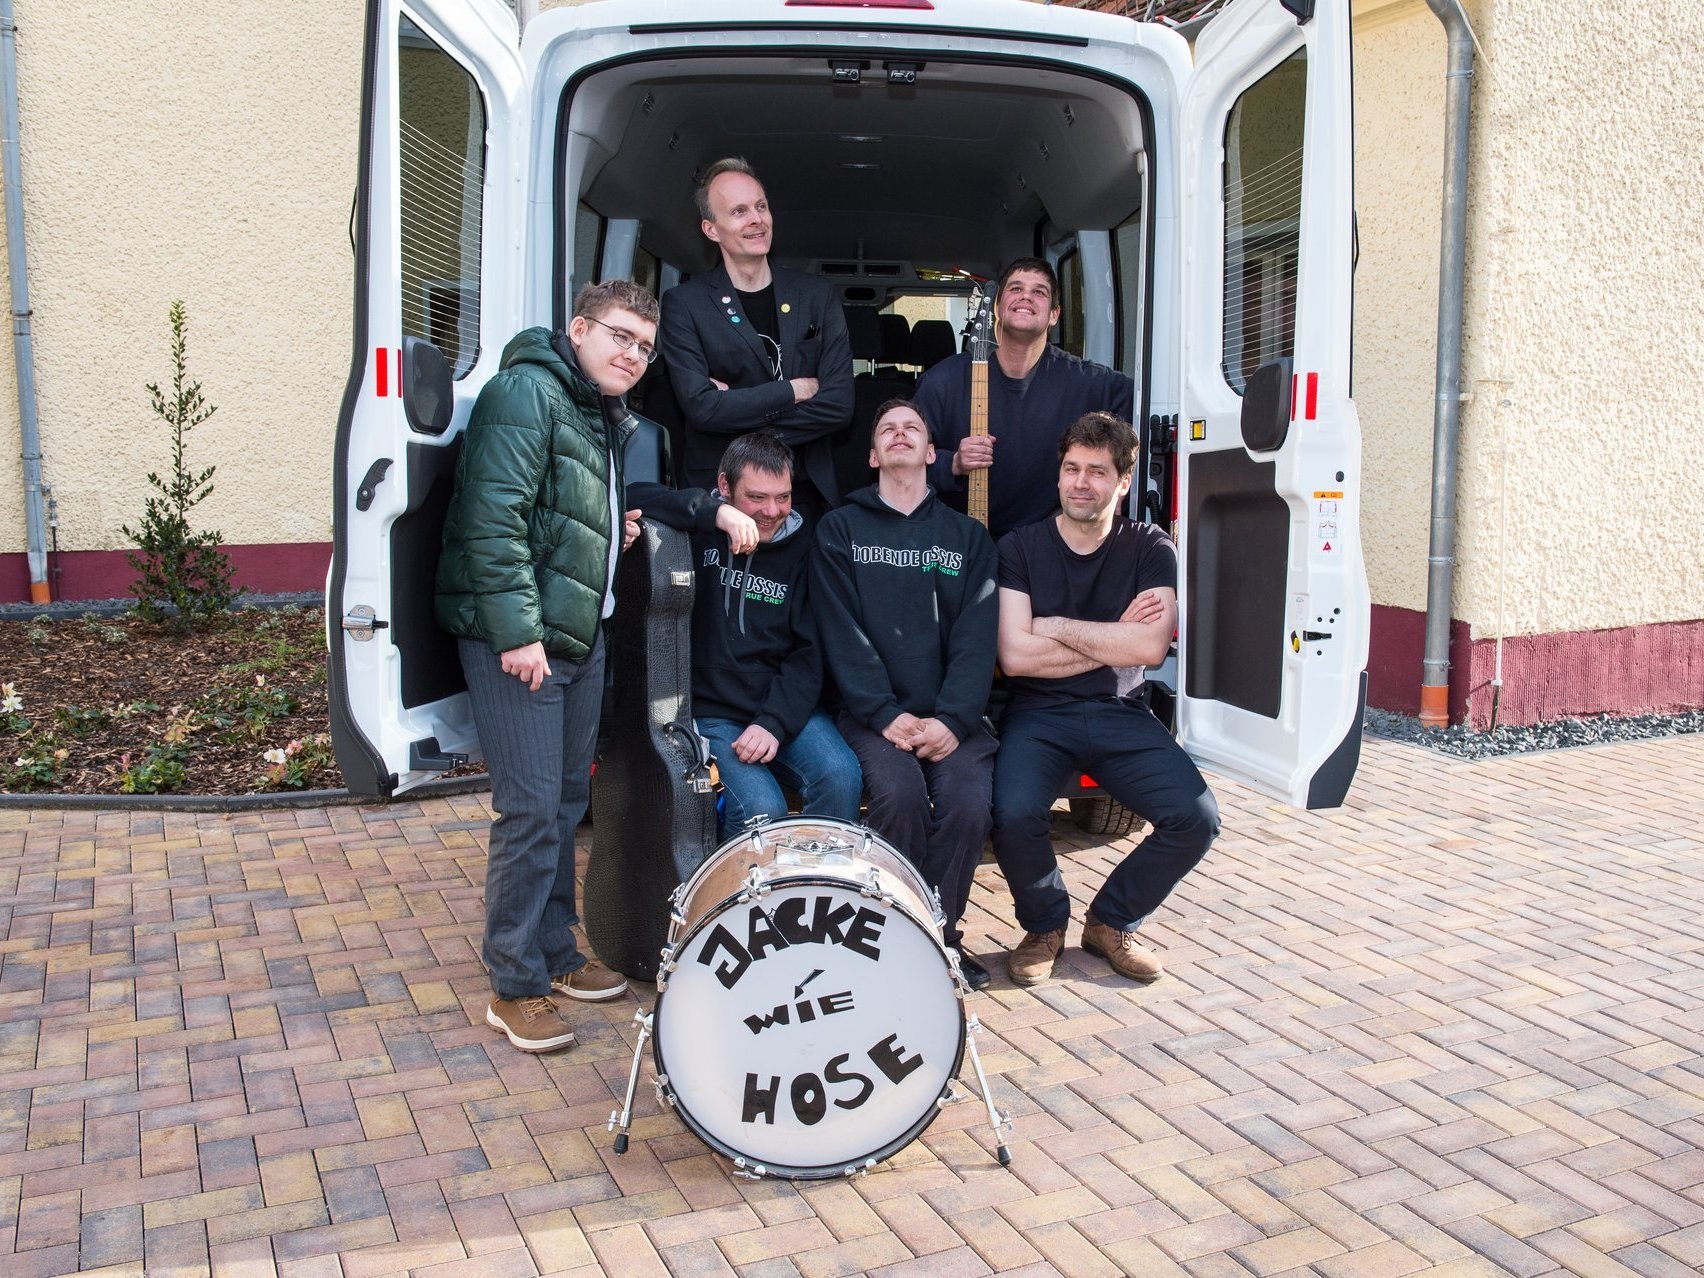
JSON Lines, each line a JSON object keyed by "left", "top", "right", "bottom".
{"left": 26, "top": 626, "right": 49, "bottom": 647}
{"left": 53, "top": 704, "right": 113, "bottom": 737}
{"left": 196, "top": 675, "right": 300, "bottom": 743}
{"left": 78, "top": 614, "right": 128, "bottom": 646}
{"left": 0, "top": 682, "right": 29, "bottom": 734}
{"left": 3, "top": 739, "right": 67, "bottom": 791}
{"left": 257, "top": 733, "right": 336, "bottom": 791}
{"left": 118, "top": 743, "right": 189, "bottom": 794}
{"left": 112, "top": 698, "right": 162, "bottom": 719}
{"left": 121, "top": 300, "right": 243, "bottom": 634}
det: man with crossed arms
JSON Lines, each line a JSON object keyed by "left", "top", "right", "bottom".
{"left": 993, "top": 411, "right": 1219, "bottom": 987}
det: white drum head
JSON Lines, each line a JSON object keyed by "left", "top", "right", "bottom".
{"left": 654, "top": 876, "right": 964, "bottom": 1177}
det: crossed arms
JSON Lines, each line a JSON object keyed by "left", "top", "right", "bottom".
{"left": 997, "top": 586, "right": 1175, "bottom": 678}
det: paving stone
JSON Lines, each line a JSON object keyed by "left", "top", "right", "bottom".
{"left": 3, "top": 736, "right": 1704, "bottom": 1274}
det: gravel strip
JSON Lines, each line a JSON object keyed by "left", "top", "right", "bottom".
{"left": 1366, "top": 707, "right": 1704, "bottom": 759}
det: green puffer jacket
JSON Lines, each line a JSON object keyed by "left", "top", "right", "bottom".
{"left": 434, "top": 327, "right": 631, "bottom": 661}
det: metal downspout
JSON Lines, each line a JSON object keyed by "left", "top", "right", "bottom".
{"left": 0, "top": 0, "right": 47, "bottom": 604}
{"left": 1418, "top": 0, "right": 1476, "bottom": 727}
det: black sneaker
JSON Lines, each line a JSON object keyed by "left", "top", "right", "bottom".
{"left": 951, "top": 947, "right": 992, "bottom": 992}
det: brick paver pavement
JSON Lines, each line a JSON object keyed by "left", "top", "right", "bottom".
{"left": 2, "top": 731, "right": 1702, "bottom": 1276}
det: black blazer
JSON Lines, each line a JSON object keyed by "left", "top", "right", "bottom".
{"left": 657, "top": 263, "right": 854, "bottom": 504}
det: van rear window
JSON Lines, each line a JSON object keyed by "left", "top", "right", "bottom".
{"left": 1221, "top": 47, "right": 1306, "bottom": 394}
{"left": 398, "top": 16, "right": 486, "bottom": 380}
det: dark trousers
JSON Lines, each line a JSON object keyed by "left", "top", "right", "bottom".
{"left": 837, "top": 712, "right": 996, "bottom": 948}
{"left": 460, "top": 635, "right": 604, "bottom": 999}
{"left": 992, "top": 698, "right": 1219, "bottom": 934}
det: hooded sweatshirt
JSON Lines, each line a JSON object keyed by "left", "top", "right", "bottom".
{"left": 811, "top": 485, "right": 998, "bottom": 742}
{"left": 628, "top": 484, "right": 823, "bottom": 742}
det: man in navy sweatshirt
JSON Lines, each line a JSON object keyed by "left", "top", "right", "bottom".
{"left": 632, "top": 432, "right": 862, "bottom": 836}
{"left": 812, "top": 399, "right": 999, "bottom": 989}
{"left": 914, "top": 257, "right": 1134, "bottom": 539}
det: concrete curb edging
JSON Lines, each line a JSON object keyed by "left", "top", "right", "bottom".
{"left": 0, "top": 772, "right": 493, "bottom": 813}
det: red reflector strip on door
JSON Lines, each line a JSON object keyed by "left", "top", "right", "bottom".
{"left": 1290, "top": 371, "right": 1321, "bottom": 422}
{"left": 374, "top": 346, "right": 403, "bottom": 397}
{"left": 1079, "top": 774, "right": 1100, "bottom": 789}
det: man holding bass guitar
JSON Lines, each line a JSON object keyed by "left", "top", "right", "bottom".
{"left": 915, "top": 258, "right": 1133, "bottom": 539}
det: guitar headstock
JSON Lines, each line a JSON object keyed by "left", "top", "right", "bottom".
{"left": 966, "top": 284, "right": 995, "bottom": 365}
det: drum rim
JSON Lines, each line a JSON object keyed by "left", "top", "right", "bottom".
{"left": 677, "top": 816, "right": 934, "bottom": 916}
{"left": 652, "top": 872, "right": 968, "bottom": 1179}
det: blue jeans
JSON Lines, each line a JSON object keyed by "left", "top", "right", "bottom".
{"left": 992, "top": 698, "right": 1219, "bottom": 934}
{"left": 696, "top": 711, "right": 863, "bottom": 832}
{"left": 460, "top": 635, "right": 603, "bottom": 1000}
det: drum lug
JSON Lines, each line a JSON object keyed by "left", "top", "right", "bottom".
{"left": 741, "top": 864, "right": 772, "bottom": 900}
{"left": 653, "top": 1072, "right": 675, "bottom": 1110}
{"left": 731, "top": 1157, "right": 768, "bottom": 1181}
{"left": 655, "top": 946, "right": 677, "bottom": 991}
{"left": 858, "top": 866, "right": 895, "bottom": 907}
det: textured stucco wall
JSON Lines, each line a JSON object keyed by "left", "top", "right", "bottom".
{"left": 1351, "top": 0, "right": 1445, "bottom": 616}
{"left": 0, "top": 3, "right": 362, "bottom": 558}
{"left": 1451, "top": 0, "right": 1704, "bottom": 638}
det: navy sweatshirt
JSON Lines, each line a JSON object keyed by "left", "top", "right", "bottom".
{"left": 915, "top": 345, "right": 1135, "bottom": 539}
{"left": 811, "top": 485, "right": 998, "bottom": 742}
{"left": 629, "top": 484, "right": 822, "bottom": 742}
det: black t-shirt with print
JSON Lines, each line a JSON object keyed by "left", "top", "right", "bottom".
{"left": 998, "top": 514, "right": 1177, "bottom": 712}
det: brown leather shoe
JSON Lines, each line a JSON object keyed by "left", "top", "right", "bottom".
{"left": 1007, "top": 928, "right": 1067, "bottom": 987}
{"left": 1081, "top": 911, "right": 1163, "bottom": 983}
{"left": 486, "top": 997, "right": 577, "bottom": 1053}
{"left": 551, "top": 959, "right": 629, "bottom": 1002}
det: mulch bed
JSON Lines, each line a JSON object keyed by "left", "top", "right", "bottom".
{"left": 0, "top": 606, "right": 344, "bottom": 796}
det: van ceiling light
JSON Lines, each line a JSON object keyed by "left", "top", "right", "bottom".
{"left": 838, "top": 135, "right": 885, "bottom": 143}
{"left": 840, "top": 162, "right": 881, "bottom": 170}
{"left": 829, "top": 59, "right": 866, "bottom": 83}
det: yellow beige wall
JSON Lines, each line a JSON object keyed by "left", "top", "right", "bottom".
{"left": 0, "top": 3, "right": 363, "bottom": 559}
{"left": 1353, "top": 0, "right": 1704, "bottom": 638}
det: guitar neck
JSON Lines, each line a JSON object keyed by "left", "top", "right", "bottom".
{"left": 967, "top": 360, "right": 990, "bottom": 527}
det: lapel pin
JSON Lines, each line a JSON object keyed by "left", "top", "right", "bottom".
{"left": 721, "top": 296, "right": 731, "bottom": 304}
{"left": 781, "top": 303, "right": 792, "bottom": 314}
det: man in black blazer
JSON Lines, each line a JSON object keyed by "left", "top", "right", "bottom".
{"left": 658, "top": 158, "right": 854, "bottom": 512}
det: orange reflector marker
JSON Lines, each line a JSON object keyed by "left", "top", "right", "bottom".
{"left": 1079, "top": 774, "right": 1099, "bottom": 789}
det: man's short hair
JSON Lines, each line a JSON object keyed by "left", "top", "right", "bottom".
{"left": 997, "top": 256, "right": 1059, "bottom": 304}
{"left": 720, "top": 431, "right": 794, "bottom": 489}
{"left": 573, "top": 278, "right": 659, "bottom": 327}
{"left": 1059, "top": 411, "right": 1138, "bottom": 477}
{"left": 694, "top": 157, "right": 760, "bottom": 221}
{"left": 869, "top": 396, "right": 923, "bottom": 446}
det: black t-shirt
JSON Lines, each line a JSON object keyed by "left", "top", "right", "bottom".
{"left": 735, "top": 285, "right": 781, "bottom": 378}
{"left": 997, "top": 515, "right": 1177, "bottom": 711}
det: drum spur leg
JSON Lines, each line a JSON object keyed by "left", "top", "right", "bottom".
{"left": 963, "top": 1013, "right": 1013, "bottom": 1167}
{"left": 607, "top": 1008, "right": 653, "bottom": 1155}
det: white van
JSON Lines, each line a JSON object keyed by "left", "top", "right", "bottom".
{"left": 328, "top": 0, "right": 1369, "bottom": 810}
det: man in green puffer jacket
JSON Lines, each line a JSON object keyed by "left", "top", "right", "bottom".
{"left": 435, "top": 279, "right": 658, "bottom": 1054}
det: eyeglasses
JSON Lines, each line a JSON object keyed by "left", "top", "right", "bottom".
{"left": 586, "top": 315, "right": 659, "bottom": 364}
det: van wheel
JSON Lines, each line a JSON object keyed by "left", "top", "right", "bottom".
{"left": 1069, "top": 796, "right": 1143, "bottom": 839}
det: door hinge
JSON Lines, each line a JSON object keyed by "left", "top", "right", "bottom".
{"left": 341, "top": 605, "right": 389, "bottom": 641}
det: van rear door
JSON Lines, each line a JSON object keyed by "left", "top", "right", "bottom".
{"left": 1174, "top": 0, "right": 1370, "bottom": 808}
{"left": 329, "top": 0, "right": 528, "bottom": 795}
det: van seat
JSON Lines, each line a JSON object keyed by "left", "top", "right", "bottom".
{"left": 842, "top": 305, "right": 883, "bottom": 369}
{"left": 877, "top": 313, "right": 912, "bottom": 373}
{"left": 909, "top": 319, "right": 958, "bottom": 372}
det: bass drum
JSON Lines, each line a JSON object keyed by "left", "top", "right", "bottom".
{"left": 652, "top": 817, "right": 966, "bottom": 1179}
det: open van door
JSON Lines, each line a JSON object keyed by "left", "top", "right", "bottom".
{"left": 329, "top": 0, "right": 528, "bottom": 796}
{"left": 1174, "top": 0, "right": 1369, "bottom": 808}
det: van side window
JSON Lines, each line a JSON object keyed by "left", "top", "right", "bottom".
{"left": 574, "top": 203, "right": 604, "bottom": 297}
{"left": 1221, "top": 48, "right": 1306, "bottom": 394}
{"left": 398, "top": 16, "right": 486, "bottom": 379}
{"left": 1056, "top": 250, "right": 1085, "bottom": 359}
{"left": 1114, "top": 208, "right": 1145, "bottom": 380}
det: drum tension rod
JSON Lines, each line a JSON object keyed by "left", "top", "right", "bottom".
{"left": 964, "top": 1013, "right": 1014, "bottom": 1167}
{"left": 608, "top": 1008, "right": 653, "bottom": 1155}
